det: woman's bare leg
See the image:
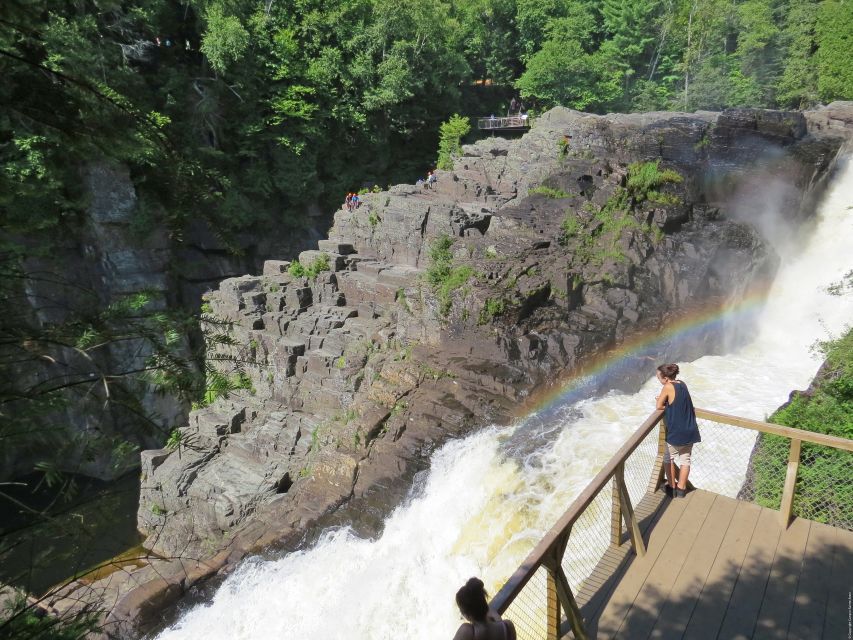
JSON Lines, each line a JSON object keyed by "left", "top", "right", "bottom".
{"left": 677, "top": 464, "right": 690, "bottom": 490}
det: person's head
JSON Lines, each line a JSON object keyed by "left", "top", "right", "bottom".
{"left": 656, "top": 363, "right": 679, "bottom": 383}
{"left": 456, "top": 577, "right": 489, "bottom": 623}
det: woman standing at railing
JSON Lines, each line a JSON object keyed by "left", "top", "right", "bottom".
{"left": 452, "top": 578, "right": 517, "bottom": 640}
{"left": 655, "top": 363, "right": 701, "bottom": 498}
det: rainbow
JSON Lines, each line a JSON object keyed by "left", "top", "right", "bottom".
{"left": 515, "top": 285, "right": 774, "bottom": 421}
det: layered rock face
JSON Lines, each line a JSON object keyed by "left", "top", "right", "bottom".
{"left": 3, "top": 163, "right": 325, "bottom": 481}
{"left": 136, "top": 106, "right": 847, "bottom": 561}
{"left": 53, "top": 104, "right": 852, "bottom": 633}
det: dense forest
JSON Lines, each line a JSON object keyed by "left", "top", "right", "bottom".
{"left": 2, "top": 0, "right": 852, "bottom": 238}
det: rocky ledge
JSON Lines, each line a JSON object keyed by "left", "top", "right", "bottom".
{"left": 47, "top": 104, "right": 852, "bottom": 637}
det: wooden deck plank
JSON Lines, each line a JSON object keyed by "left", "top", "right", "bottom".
{"left": 613, "top": 490, "right": 717, "bottom": 639}
{"left": 681, "top": 500, "right": 763, "bottom": 640}
{"left": 648, "top": 493, "right": 740, "bottom": 640}
{"left": 715, "top": 506, "right": 783, "bottom": 640}
{"left": 752, "top": 516, "right": 811, "bottom": 640}
{"left": 585, "top": 493, "right": 691, "bottom": 639}
{"left": 786, "top": 521, "right": 837, "bottom": 639}
{"left": 821, "top": 524, "right": 853, "bottom": 640}
{"left": 560, "top": 491, "right": 850, "bottom": 640}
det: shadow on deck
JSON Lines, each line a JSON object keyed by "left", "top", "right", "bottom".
{"left": 570, "top": 489, "right": 853, "bottom": 640}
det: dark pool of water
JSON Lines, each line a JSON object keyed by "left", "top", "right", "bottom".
{"left": 0, "top": 471, "right": 143, "bottom": 595}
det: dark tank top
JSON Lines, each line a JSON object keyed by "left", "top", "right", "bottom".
{"left": 663, "top": 381, "right": 701, "bottom": 446}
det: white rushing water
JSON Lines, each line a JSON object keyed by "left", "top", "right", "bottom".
{"left": 156, "top": 158, "right": 853, "bottom": 640}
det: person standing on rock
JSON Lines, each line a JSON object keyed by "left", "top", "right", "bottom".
{"left": 655, "top": 363, "right": 701, "bottom": 498}
{"left": 452, "top": 577, "right": 517, "bottom": 640}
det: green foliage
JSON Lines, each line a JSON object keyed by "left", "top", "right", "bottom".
{"left": 776, "top": 0, "right": 819, "bottom": 108}
{"left": 288, "top": 254, "right": 331, "bottom": 279}
{"left": 335, "top": 356, "right": 346, "bottom": 369}
{"left": 368, "top": 211, "right": 380, "bottom": 228}
{"left": 564, "top": 167, "right": 672, "bottom": 266}
{"left": 559, "top": 214, "right": 582, "bottom": 245}
{"left": 165, "top": 429, "right": 183, "bottom": 450}
{"left": 197, "top": 371, "right": 254, "bottom": 408}
{"left": 816, "top": 0, "right": 853, "bottom": 101}
{"left": 0, "top": 594, "right": 100, "bottom": 639}
{"left": 478, "top": 298, "right": 507, "bottom": 324}
{"left": 200, "top": 5, "right": 250, "bottom": 74}
{"left": 420, "top": 364, "right": 456, "bottom": 381}
{"left": 424, "top": 236, "right": 475, "bottom": 317}
{"left": 437, "top": 114, "right": 471, "bottom": 170}
{"left": 626, "top": 160, "right": 683, "bottom": 203}
{"left": 516, "top": 34, "right": 623, "bottom": 110}
{"left": 530, "top": 185, "right": 572, "bottom": 198}
{"left": 752, "top": 327, "right": 853, "bottom": 523}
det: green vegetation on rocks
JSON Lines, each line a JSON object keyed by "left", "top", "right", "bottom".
{"left": 425, "top": 236, "right": 475, "bottom": 317}
{"left": 288, "top": 254, "right": 331, "bottom": 279}
{"left": 561, "top": 161, "right": 679, "bottom": 265}
{"left": 437, "top": 114, "right": 471, "bottom": 170}
{"left": 530, "top": 185, "right": 573, "bottom": 199}
{"left": 751, "top": 327, "right": 853, "bottom": 526}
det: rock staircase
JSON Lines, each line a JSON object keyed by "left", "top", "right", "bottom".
{"left": 138, "top": 235, "right": 429, "bottom": 556}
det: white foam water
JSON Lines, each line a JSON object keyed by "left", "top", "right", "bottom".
{"left": 155, "top": 158, "right": 853, "bottom": 640}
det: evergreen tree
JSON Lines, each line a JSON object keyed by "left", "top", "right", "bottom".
{"left": 816, "top": 0, "right": 853, "bottom": 101}
{"left": 776, "top": 0, "right": 820, "bottom": 108}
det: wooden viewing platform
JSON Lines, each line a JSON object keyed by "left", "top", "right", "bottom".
{"left": 477, "top": 115, "right": 533, "bottom": 130}
{"left": 492, "top": 408, "right": 853, "bottom": 640}
{"left": 577, "top": 489, "right": 852, "bottom": 639}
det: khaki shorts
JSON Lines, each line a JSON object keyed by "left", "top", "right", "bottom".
{"left": 664, "top": 443, "right": 693, "bottom": 467}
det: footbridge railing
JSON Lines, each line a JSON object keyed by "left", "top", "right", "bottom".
{"left": 490, "top": 408, "right": 853, "bottom": 640}
{"left": 477, "top": 115, "right": 533, "bottom": 130}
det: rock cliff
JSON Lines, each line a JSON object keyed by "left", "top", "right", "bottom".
{"left": 3, "top": 164, "right": 325, "bottom": 481}
{"left": 47, "top": 104, "right": 853, "bottom": 635}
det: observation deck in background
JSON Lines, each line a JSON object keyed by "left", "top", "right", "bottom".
{"left": 477, "top": 115, "right": 533, "bottom": 130}
{"left": 491, "top": 408, "right": 853, "bottom": 640}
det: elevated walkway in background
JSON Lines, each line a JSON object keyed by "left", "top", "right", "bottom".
{"left": 477, "top": 115, "right": 533, "bottom": 130}
{"left": 491, "top": 409, "right": 853, "bottom": 640}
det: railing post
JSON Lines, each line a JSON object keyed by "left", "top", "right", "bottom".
{"left": 779, "top": 438, "right": 802, "bottom": 528}
{"left": 611, "top": 476, "right": 623, "bottom": 547}
{"left": 647, "top": 418, "right": 668, "bottom": 494}
{"left": 616, "top": 462, "right": 646, "bottom": 557}
{"left": 545, "top": 571, "right": 560, "bottom": 640}
{"left": 542, "top": 529, "right": 588, "bottom": 640}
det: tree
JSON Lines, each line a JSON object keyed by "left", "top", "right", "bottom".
{"left": 515, "top": 12, "right": 623, "bottom": 111}
{"left": 816, "top": 0, "right": 853, "bottom": 101}
{"left": 776, "top": 0, "right": 819, "bottom": 108}
{"left": 437, "top": 114, "right": 472, "bottom": 170}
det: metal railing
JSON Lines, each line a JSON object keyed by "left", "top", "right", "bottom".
{"left": 490, "top": 408, "right": 853, "bottom": 640}
{"left": 477, "top": 115, "right": 533, "bottom": 130}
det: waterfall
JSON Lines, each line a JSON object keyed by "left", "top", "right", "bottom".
{"left": 154, "top": 158, "right": 853, "bottom": 640}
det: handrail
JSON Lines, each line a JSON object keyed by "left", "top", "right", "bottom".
{"left": 477, "top": 115, "right": 533, "bottom": 130}
{"left": 695, "top": 408, "right": 853, "bottom": 451}
{"left": 491, "top": 410, "right": 664, "bottom": 614}
{"left": 490, "top": 406, "right": 853, "bottom": 638}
